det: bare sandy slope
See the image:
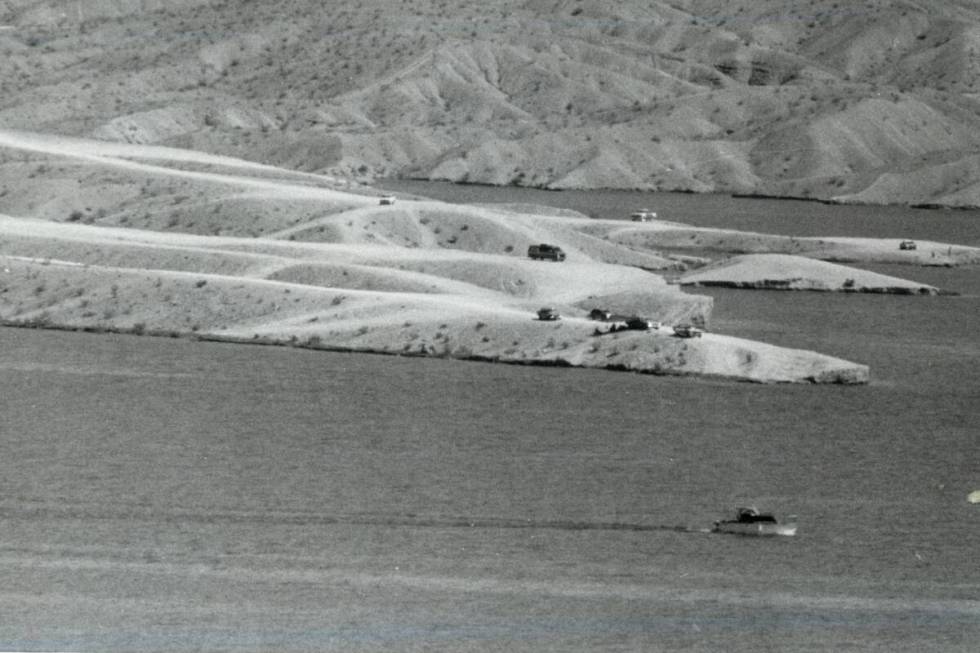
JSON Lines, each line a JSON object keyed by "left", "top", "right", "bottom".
{"left": 0, "top": 130, "right": 880, "bottom": 382}
{"left": 4, "top": 1, "right": 980, "bottom": 205}
{"left": 0, "top": 213, "right": 866, "bottom": 383}
{"left": 3, "top": 129, "right": 977, "bottom": 269}
{"left": 679, "top": 254, "right": 943, "bottom": 294}
{"left": 589, "top": 221, "right": 980, "bottom": 267}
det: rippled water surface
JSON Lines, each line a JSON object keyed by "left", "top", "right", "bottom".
{"left": 2, "top": 186, "right": 978, "bottom": 651}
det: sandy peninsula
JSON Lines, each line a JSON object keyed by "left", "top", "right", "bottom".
{"left": 679, "top": 254, "right": 943, "bottom": 294}
{"left": 4, "top": 129, "right": 977, "bottom": 384}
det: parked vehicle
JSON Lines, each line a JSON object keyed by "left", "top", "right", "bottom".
{"left": 537, "top": 307, "right": 561, "bottom": 321}
{"left": 630, "top": 208, "right": 657, "bottom": 221}
{"left": 673, "top": 324, "right": 703, "bottom": 338}
{"left": 899, "top": 240, "right": 917, "bottom": 250}
{"left": 527, "top": 244, "right": 566, "bottom": 261}
{"left": 625, "top": 317, "right": 659, "bottom": 331}
{"left": 379, "top": 195, "right": 396, "bottom": 205}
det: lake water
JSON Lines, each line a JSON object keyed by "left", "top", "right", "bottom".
{"left": 380, "top": 180, "right": 980, "bottom": 246}
{"left": 1, "top": 186, "right": 978, "bottom": 651}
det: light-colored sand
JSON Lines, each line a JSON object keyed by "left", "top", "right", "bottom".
{"left": 0, "top": 211, "right": 865, "bottom": 383}
{"left": 0, "top": 130, "right": 884, "bottom": 383}
{"left": 593, "top": 222, "right": 980, "bottom": 267}
{"left": 679, "top": 254, "right": 942, "bottom": 294}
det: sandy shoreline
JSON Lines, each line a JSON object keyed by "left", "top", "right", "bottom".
{"left": 3, "top": 129, "right": 977, "bottom": 384}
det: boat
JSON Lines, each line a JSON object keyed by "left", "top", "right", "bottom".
{"left": 713, "top": 507, "right": 797, "bottom": 537}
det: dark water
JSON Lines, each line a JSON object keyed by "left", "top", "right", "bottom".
{"left": 380, "top": 179, "right": 980, "bottom": 245}
{"left": 2, "top": 186, "right": 979, "bottom": 651}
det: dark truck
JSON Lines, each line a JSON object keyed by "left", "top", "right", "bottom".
{"left": 527, "top": 243, "right": 566, "bottom": 261}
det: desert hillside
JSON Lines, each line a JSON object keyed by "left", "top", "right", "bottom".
{"left": 3, "top": 1, "right": 980, "bottom": 205}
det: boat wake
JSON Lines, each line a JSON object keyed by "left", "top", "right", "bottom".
{"left": 0, "top": 501, "right": 712, "bottom": 535}
{"left": 333, "top": 514, "right": 715, "bottom": 535}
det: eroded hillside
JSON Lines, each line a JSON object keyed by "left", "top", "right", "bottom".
{"left": 3, "top": 0, "right": 980, "bottom": 205}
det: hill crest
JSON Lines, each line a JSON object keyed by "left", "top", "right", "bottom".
{"left": 3, "top": 1, "right": 980, "bottom": 204}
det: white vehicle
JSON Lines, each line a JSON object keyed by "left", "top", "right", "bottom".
{"left": 379, "top": 195, "right": 396, "bottom": 205}
{"left": 673, "top": 324, "right": 703, "bottom": 338}
{"left": 630, "top": 208, "right": 657, "bottom": 222}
